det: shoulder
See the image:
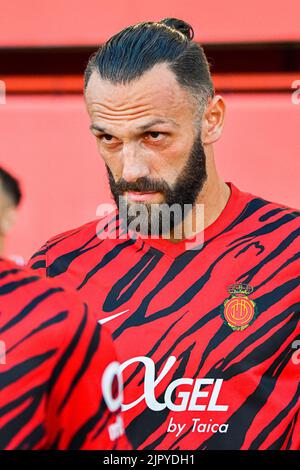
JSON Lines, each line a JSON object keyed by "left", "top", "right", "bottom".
{"left": 234, "top": 183, "right": 300, "bottom": 226}
{"left": 0, "top": 258, "right": 97, "bottom": 344}
{"left": 236, "top": 180, "right": 298, "bottom": 211}
{"left": 249, "top": 190, "right": 300, "bottom": 226}
{"left": 29, "top": 210, "right": 119, "bottom": 273}
{"left": 47, "top": 210, "right": 118, "bottom": 252}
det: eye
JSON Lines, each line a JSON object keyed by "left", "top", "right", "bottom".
{"left": 101, "top": 134, "right": 114, "bottom": 142}
{"left": 144, "top": 131, "right": 163, "bottom": 141}
{"left": 97, "top": 134, "right": 119, "bottom": 146}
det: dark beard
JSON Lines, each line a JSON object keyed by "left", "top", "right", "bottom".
{"left": 106, "top": 132, "right": 207, "bottom": 236}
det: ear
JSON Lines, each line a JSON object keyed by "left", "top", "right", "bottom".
{"left": 0, "top": 207, "right": 18, "bottom": 236}
{"left": 201, "top": 95, "right": 226, "bottom": 145}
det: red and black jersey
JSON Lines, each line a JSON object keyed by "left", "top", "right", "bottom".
{"left": 29, "top": 182, "right": 300, "bottom": 450}
{"left": 0, "top": 258, "right": 130, "bottom": 450}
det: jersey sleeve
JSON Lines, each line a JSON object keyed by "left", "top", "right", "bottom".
{"left": 45, "top": 295, "right": 131, "bottom": 450}
{"left": 27, "top": 243, "right": 48, "bottom": 277}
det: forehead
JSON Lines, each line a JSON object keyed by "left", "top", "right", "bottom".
{"left": 85, "top": 63, "right": 196, "bottom": 125}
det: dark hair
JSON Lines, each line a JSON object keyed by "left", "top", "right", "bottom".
{"left": 0, "top": 167, "right": 22, "bottom": 206}
{"left": 84, "top": 18, "right": 214, "bottom": 111}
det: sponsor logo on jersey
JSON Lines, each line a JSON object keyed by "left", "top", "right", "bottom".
{"left": 101, "top": 361, "right": 125, "bottom": 441}
{"left": 119, "top": 355, "right": 228, "bottom": 412}
{"left": 118, "top": 355, "right": 230, "bottom": 436}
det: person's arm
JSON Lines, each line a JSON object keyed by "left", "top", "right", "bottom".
{"left": 45, "top": 295, "right": 131, "bottom": 450}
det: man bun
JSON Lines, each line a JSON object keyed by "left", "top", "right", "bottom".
{"left": 159, "top": 18, "right": 195, "bottom": 40}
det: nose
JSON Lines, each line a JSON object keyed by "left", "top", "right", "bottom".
{"left": 121, "top": 143, "right": 150, "bottom": 182}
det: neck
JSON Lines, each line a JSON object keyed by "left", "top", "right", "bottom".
{"left": 168, "top": 176, "right": 230, "bottom": 243}
{"left": 168, "top": 144, "right": 231, "bottom": 243}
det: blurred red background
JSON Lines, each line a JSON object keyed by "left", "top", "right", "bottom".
{"left": 1, "top": 0, "right": 300, "bottom": 261}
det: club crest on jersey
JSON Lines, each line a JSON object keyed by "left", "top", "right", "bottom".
{"left": 221, "top": 283, "right": 257, "bottom": 331}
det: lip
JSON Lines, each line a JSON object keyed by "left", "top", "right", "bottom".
{"left": 127, "top": 191, "right": 160, "bottom": 201}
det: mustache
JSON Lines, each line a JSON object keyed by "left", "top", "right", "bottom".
{"left": 111, "top": 176, "right": 170, "bottom": 194}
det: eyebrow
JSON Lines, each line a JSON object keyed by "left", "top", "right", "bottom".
{"left": 89, "top": 118, "right": 179, "bottom": 134}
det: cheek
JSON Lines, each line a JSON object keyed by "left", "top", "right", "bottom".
{"left": 96, "top": 142, "right": 116, "bottom": 164}
{"left": 97, "top": 147, "right": 123, "bottom": 179}
{"left": 153, "top": 142, "right": 191, "bottom": 183}
{"left": 96, "top": 140, "right": 106, "bottom": 159}
{"left": 0, "top": 202, "right": 7, "bottom": 222}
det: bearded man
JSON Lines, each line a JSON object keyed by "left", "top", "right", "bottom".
{"left": 29, "top": 18, "right": 300, "bottom": 450}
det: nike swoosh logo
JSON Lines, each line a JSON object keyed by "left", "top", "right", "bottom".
{"left": 98, "top": 309, "right": 130, "bottom": 325}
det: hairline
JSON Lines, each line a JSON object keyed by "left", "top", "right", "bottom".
{"left": 84, "top": 65, "right": 209, "bottom": 127}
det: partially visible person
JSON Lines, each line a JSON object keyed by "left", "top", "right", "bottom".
{"left": 0, "top": 167, "right": 22, "bottom": 256}
{"left": 0, "top": 257, "right": 130, "bottom": 450}
{"left": 0, "top": 169, "right": 130, "bottom": 450}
